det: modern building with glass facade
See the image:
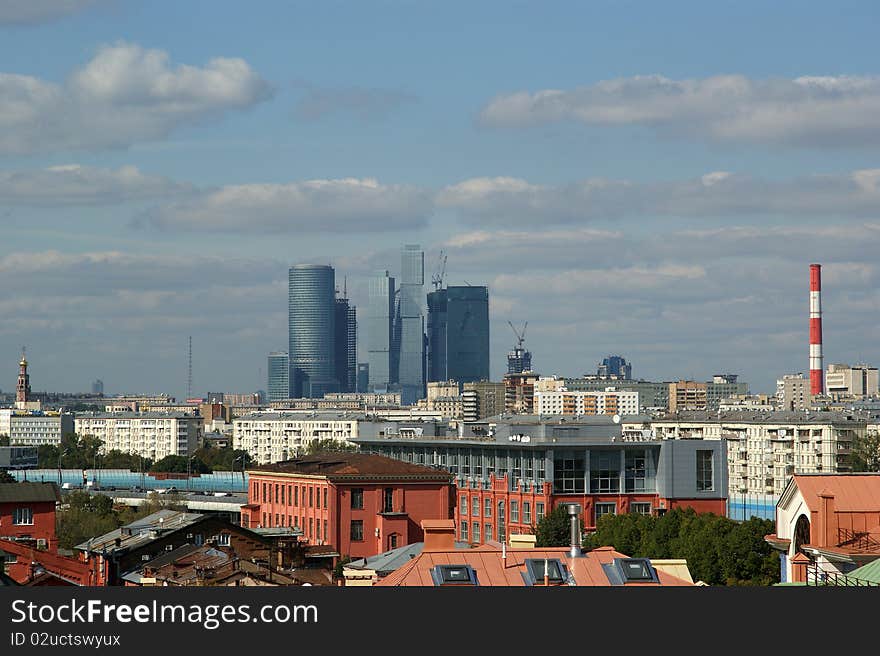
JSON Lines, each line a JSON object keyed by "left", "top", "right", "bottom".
{"left": 334, "top": 297, "right": 357, "bottom": 393}
{"left": 267, "top": 351, "right": 289, "bottom": 402}
{"left": 398, "top": 245, "right": 426, "bottom": 405}
{"left": 288, "top": 264, "right": 338, "bottom": 398}
{"left": 444, "top": 285, "right": 490, "bottom": 385}
{"left": 426, "top": 288, "right": 448, "bottom": 382}
{"left": 366, "top": 271, "right": 396, "bottom": 393}
{"left": 352, "top": 414, "right": 727, "bottom": 541}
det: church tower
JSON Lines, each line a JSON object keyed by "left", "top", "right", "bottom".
{"left": 16, "top": 348, "right": 30, "bottom": 404}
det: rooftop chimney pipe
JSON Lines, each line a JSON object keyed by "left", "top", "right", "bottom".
{"left": 566, "top": 503, "right": 583, "bottom": 558}
{"left": 810, "top": 264, "right": 824, "bottom": 396}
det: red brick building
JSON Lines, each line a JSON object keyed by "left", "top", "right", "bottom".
{"left": 242, "top": 453, "right": 455, "bottom": 560}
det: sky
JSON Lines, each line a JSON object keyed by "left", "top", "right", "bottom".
{"left": 2, "top": 0, "right": 880, "bottom": 399}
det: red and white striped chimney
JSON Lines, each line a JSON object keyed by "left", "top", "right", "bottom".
{"left": 809, "top": 264, "right": 824, "bottom": 396}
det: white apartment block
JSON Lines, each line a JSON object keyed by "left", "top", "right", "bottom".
{"left": 825, "top": 363, "right": 879, "bottom": 398}
{"left": 650, "top": 411, "right": 865, "bottom": 497}
{"left": 0, "top": 409, "right": 74, "bottom": 446}
{"left": 534, "top": 388, "right": 640, "bottom": 417}
{"left": 233, "top": 412, "right": 361, "bottom": 464}
{"left": 776, "top": 374, "right": 809, "bottom": 411}
{"left": 74, "top": 413, "right": 201, "bottom": 460}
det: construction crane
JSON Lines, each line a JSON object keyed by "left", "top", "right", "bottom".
{"left": 431, "top": 250, "right": 447, "bottom": 291}
{"left": 508, "top": 321, "right": 527, "bottom": 349}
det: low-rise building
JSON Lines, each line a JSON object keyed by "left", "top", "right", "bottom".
{"left": 242, "top": 453, "right": 455, "bottom": 561}
{"left": 461, "top": 381, "right": 505, "bottom": 422}
{"left": 233, "top": 412, "right": 362, "bottom": 464}
{"left": 0, "top": 482, "right": 62, "bottom": 582}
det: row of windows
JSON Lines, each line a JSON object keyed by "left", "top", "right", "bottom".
{"left": 261, "top": 512, "right": 328, "bottom": 541}
{"left": 459, "top": 496, "right": 545, "bottom": 525}
{"left": 351, "top": 488, "right": 395, "bottom": 513}
{"left": 254, "top": 481, "right": 328, "bottom": 509}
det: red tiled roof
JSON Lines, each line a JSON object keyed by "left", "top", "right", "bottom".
{"left": 377, "top": 545, "right": 694, "bottom": 587}
{"left": 794, "top": 474, "right": 880, "bottom": 512}
{"left": 247, "top": 452, "right": 453, "bottom": 480}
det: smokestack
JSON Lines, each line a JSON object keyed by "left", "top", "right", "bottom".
{"left": 810, "top": 264, "right": 824, "bottom": 396}
{"left": 566, "top": 503, "right": 583, "bottom": 558}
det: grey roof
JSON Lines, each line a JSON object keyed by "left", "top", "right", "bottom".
{"left": 0, "top": 482, "right": 61, "bottom": 504}
{"left": 74, "top": 510, "right": 205, "bottom": 552}
{"left": 346, "top": 541, "right": 472, "bottom": 575}
{"left": 655, "top": 410, "right": 872, "bottom": 425}
{"left": 75, "top": 412, "right": 198, "bottom": 419}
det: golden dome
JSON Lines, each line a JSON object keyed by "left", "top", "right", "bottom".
{"left": 19, "top": 356, "right": 27, "bottom": 367}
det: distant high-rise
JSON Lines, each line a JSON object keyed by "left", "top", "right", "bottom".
{"left": 398, "top": 245, "right": 426, "bottom": 405}
{"left": 356, "top": 363, "right": 370, "bottom": 393}
{"left": 507, "top": 347, "right": 531, "bottom": 375}
{"left": 267, "top": 351, "right": 289, "bottom": 402}
{"left": 91, "top": 379, "right": 104, "bottom": 395}
{"left": 367, "top": 271, "right": 396, "bottom": 392}
{"left": 597, "top": 355, "right": 632, "bottom": 380}
{"left": 288, "top": 264, "right": 338, "bottom": 398}
{"left": 428, "top": 285, "right": 490, "bottom": 386}
{"left": 334, "top": 295, "right": 357, "bottom": 393}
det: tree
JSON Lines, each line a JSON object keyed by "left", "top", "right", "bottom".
{"left": 0, "top": 434, "right": 9, "bottom": 446}
{"left": 304, "top": 439, "right": 358, "bottom": 455}
{"left": 0, "top": 469, "right": 16, "bottom": 484}
{"left": 150, "top": 455, "right": 211, "bottom": 474}
{"left": 55, "top": 491, "right": 121, "bottom": 550}
{"left": 192, "top": 445, "right": 251, "bottom": 471}
{"left": 101, "top": 450, "right": 150, "bottom": 471}
{"left": 850, "top": 431, "right": 880, "bottom": 472}
{"left": 535, "top": 504, "right": 574, "bottom": 547}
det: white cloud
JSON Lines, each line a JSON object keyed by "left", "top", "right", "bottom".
{"left": 0, "top": 164, "right": 193, "bottom": 205}
{"left": 439, "top": 169, "right": 880, "bottom": 225}
{"left": 0, "top": 0, "right": 104, "bottom": 25}
{"left": 139, "top": 177, "right": 433, "bottom": 233}
{"left": 480, "top": 74, "right": 880, "bottom": 146}
{"left": 0, "top": 42, "right": 273, "bottom": 154}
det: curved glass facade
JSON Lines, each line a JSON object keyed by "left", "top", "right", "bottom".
{"left": 288, "top": 264, "right": 338, "bottom": 398}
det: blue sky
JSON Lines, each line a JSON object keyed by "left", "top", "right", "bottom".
{"left": 2, "top": 0, "right": 880, "bottom": 398}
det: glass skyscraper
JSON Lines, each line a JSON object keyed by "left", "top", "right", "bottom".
{"left": 398, "top": 244, "right": 426, "bottom": 404}
{"left": 267, "top": 351, "right": 289, "bottom": 402}
{"left": 288, "top": 264, "right": 338, "bottom": 398}
{"left": 334, "top": 297, "right": 357, "bottom": 393}
{"left": 366, "top": 270, "right": 396, "bottom": 392}
{"left": 427, "top": 285, "right": 490, "bottom": 386}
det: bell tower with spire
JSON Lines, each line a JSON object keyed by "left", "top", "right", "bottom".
{"left": 16, "top": 347, "right": 31, "bottom": 407}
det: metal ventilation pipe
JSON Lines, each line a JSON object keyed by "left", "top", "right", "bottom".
{"left": 566, "top": 503, "right": 583, "bottom": 558}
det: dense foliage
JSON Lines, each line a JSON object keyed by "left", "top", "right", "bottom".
{"left": 582, "top": 508, "right": 779, "bottom": 586}
{"left": 850, "top": 431, "right": 880, "bottom": 472}
{"left": 304, "top": 439, "right": 359, "bottom": 455}
{"left": 535, "top": 504, "right": 574, "bottom": 548}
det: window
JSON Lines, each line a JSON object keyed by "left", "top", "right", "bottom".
{"left": 252, "top": 481, "right": 258, "bottom": 499}
{"left": 697, "top": 450, "right": 714, "bottom": 491}
{"left": 595, "top": 502, "right": 616, "bottom": 523}
{"left": 324, "top": 520, "right": 328, "bottom": 543}
{"left": 262, "top": 512, "right": 267, "bottom": 527}
{"left": 13, "top": 507, "right": 33, "bottom": 525}
{"left": 485, "top": 523, "right": 493, "bottom": 542}
{"left": 554, "top": 450, "right": 586, "bottom": 493}
{"left": 287, "top": 485, "right": 292, "bottom": 506}
{"left": 461, "top": 521, "right": 469, "bottom": 541}
{"left": 262, "top": 483, "right": 267, "bottom": 502}
{"left": 630, "top": 502, "right": 652, "bottom": 516}
{"left": 323, "top": 488, "right": 328, "bottom": 509}
{"left": 350, "top": 520, "right": 364, "bottom": 542}
{"left": 624, "top": 450, "right": 647, "bottom": 492}
{"left": 525, "top": 558, "right": 567, "bottom": 585}
{"left": 473, "top": 522, "right": 480, "bottom": 543}
{"left": 497, "top": 501, "right": 506, "bottom": 543}
{"left": 590, "top": 451, "right": 620, "bottom": 493}
{"left": 389, "top": 533, "right": 397, "bottom": 549}
{"left": 351, "top": 488, "right": 364, "bottom": 509}
{"left": 460, "top": 495, "right": 468, "bottom": 516}
{"left": 536, "top": 502, "right": 545, "bottom": 522}
{"left": 217, "top": 533, "right": 231, "bottom": 547}
{"left": 431, "top": 564, "right": 478, "bottom": 586}
{"left": 294, "top": 486, "right": 299, "bottom": 506}
{"left": 309, "top": 487, "right": 313, "bottom": 507}
{"left": 384, "top": 488, "right": 394, "bottom": 513}
{"left": 510, "top": 500, "right": 519, "bottom": 523}
{"left": 523, "top": 501, "right": 532, "bottom": 525}
{"left": 274, "top": 484, "right": 279, "bottom": 503}
{"left": 472, "top": 496, "right": 480, "bottom": 516}
{"left": 194, "top": 533, "right": 204, "bottom": 546}
{"left": 484, "top": 498, "right": 491, "bottom": 517}
{"left": 280, "top": 485, "right": 285, "bottom": 505}
{"left": 613, "top": 558, "right": 658, "bottom": 583}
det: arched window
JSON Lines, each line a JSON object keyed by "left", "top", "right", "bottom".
{"left": 794, "top": 514, "right": 811, "bottom": 555}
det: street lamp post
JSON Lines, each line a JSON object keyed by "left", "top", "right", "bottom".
{"left": 233, "top": 455, "right": 244, "bottom": 492}
{"left": 187, "top": 455, "right": 197, "bottom": 492}
{"left": 57, "top": 449, "right": 69, "bottom": 486}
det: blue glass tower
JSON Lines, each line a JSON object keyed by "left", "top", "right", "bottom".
{"left": 267, "top": 351, "right": 289, "bottom": 402}
{"left": 398, "top": 244, "right": 426, "bottom": 404}
{"left": 288, "top": 264, "right": 338, "bottom": 398}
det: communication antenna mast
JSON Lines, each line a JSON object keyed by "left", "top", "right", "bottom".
{"left": 187, "top": 336, "right": 193, "bottom": 400}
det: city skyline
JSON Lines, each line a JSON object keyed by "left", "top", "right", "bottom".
{"left": 2, "top": 2, "right": 880, "bottom": 398}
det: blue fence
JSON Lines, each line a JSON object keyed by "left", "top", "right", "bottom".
{"left": 10, "top": 468, "right": 248, "bottom": 493}
{"left": 727, "top": 494, "right": 777, "bottom": 521}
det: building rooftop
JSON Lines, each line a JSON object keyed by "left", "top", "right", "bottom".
{"left": 655, "top": 410, "right": 872, "bottom": 424}
{"left": 74, "top": 509, "right": 205, "bottom": 553}
{"left": 0, "top": 482, "right": 61, "bottom": 504}
{"left": 791, "top": 473, "right": 880, "bottom": 512}
{"left": 75, "top": 412, "right": 198, "bottom": 419}
{"left": 246, "top": 452, "right": 454, "bottom": 480}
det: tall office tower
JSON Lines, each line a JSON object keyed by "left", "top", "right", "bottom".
{"left": 597, "top": 355, "right": 632, "bottom": 379}
{"left": 267, "top": 351, "right": 289, "bottom": 402}
{"left": 91, "top": 379, "right": 104, "bottom": 395}
{"left": 428, "top": 285, "right": 491, "bottom": 385}
{"left": 427, "top": 288, "right": 448, "bottom": 382}
{"left": 507, "top": 347, "right": 531, "bottom": 375}
{"left": 367, "top": 271, "right": 396, "bottom": 392}
{"left": 356, "top": 363, "right": 370, "bottom": 393}
{"left": 398, "top": 244, "right": 426, "bottom": 405}
{"left": 334, "top": 296, "right": 357, "bottom": 393}
{"left": 288, "top": 264, "right": 338, "bottom": 398}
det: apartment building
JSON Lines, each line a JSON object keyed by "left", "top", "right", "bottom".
{"left": 74, "top": 413, "right": 202, "bottom": 460}
{"left": 0, "top": 409, "right": 74, "bottom": 446}
{"left": 462, "top": 381, "right": 505, "bottom": 422}
{"left": 534, "top": 388, "right": 639, "bottom": 417}
{"left": 233, "top": 411, "right": 362, "bottom": 464}
{"left": 649, "top": 411, "right": 866, "bottom": 497}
